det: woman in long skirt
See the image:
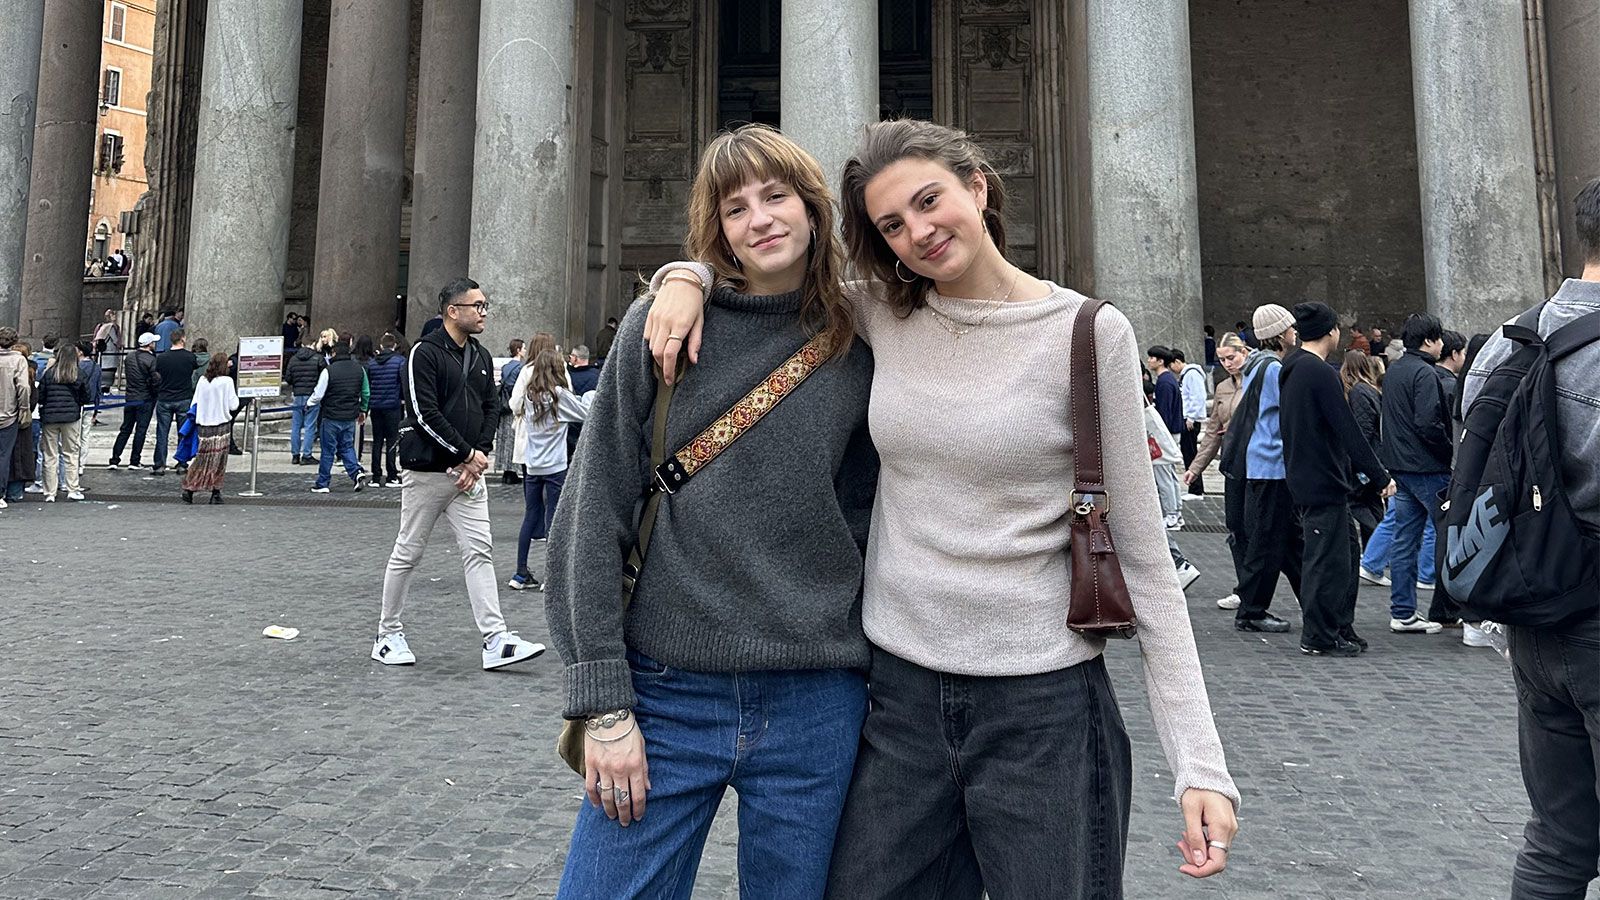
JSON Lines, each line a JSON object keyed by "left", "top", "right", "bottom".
{"left": 183, "top": 353, "right": 239, "bottom": 505}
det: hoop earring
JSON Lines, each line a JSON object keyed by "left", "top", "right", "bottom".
{"left": 894, "top": 259, "right": 918, "bottom": 283}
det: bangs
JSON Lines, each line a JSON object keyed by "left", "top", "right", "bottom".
{"left": 701, "top": 127, "right": 819, "bottom": 202}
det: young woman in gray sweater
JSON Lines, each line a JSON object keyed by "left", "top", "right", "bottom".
{"left": 648, "top": 120, "right": 1239, "bottom": 897}
{"left": 543, "top": 125, "right": 877, "bottom": 898}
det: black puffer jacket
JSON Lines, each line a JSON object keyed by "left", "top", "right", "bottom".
{"left": 1348, "top": 381, "right": 1381, "bottom": 457}
{"left": 366, "top": 351, "right": 404, "bottom": 411}
{"left": 1380, "top": 349, "right": 1452, "bottom": 474}
{"left": 124, "top": 348, "right": 160, "bottom": 404}
{"left": 285, "top": 346, "right": 325, "bottom": 397}
{"left": 38, "top": 369, "right": 91, "bottom": 424}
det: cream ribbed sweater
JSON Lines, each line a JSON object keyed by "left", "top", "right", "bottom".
{"left": 651, "top": 265, "right": 1238, "bottom": 807}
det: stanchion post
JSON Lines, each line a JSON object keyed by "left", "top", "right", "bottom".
{"left": 239, "top": 402, "right": 265, "bottom": 497}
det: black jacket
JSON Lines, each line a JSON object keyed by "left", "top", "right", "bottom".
{"left": 1348, "top": 381, "right": 1382, "bottom": 457}
{"left": 38, "top": 370, "right": 91, "bottom": 424}
{"left": 1279, "top": 348, "right": 1388, "bottom": 508}
{"left": 285, "top": 346, "right": 324, "bottom": 397}
{"left": 124, "top": 348, "right": 160, "bottom": 404}
{"left": 154, "top": 349, "right": 199, "bottom": 404}
{"left": 399, "top": 328, "right": 498, "bottom": 471}
{"left": 319, "top": 353, "right": 369, "bottom": 421}
{"left": 1380, "top": 349, "right": 1452, "bottom": 474}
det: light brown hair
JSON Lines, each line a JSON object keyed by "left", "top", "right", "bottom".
{"left": 523, "top": 349, "right": 569, "bottom": 424}
{"left": 686, "top": 124, "right": 853, "bottom": 359}
{"left": 839, "top": 119, "right": 1008, "bottom": 317}
{"left": 1341, "top": 349, "right": 1383, "bottom": 398}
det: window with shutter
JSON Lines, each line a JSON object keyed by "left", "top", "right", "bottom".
{"left": 109, "top": 4, "right": 127, "bottom": 41}
{"left": 103, "top": 68, "right": 122, "bottom": 107}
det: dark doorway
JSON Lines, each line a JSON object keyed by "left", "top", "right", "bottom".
{"left": 718, "top": 0, "right": 780, "bottom": 129}
{"left": 879, "top": 0, "right": 933, "bottom": 120}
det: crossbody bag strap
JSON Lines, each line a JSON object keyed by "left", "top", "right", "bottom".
{"left": 620, "top": 332, "right": 835, "bottom": 605}
{"left": 1070, "top": 299, "right": 1107, "bottom": 498}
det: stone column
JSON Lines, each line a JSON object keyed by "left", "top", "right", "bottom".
{"left": 310, "top": 0, "right": 410, "bottom": 335}
{"left": 183, "top": 0, "right": 302, "bottom": 352}
{"left": 468, "top": 0, "right": 575, "bottom": 353}
{"left": 781, "top": 1, "right": 878, "bottom": 188}
{"left": 1410, "top": 0, "right": 1545, "bottom": 334}
{"left": 1544, "top": 0, "right": 1600, "bottom": 277}
{"left": 1084, "top": 0, "right": 1204, "bottom": 353}
{"left": 18, "top": 0, "right": 104, "bottom": 341}
{"left": 409, "top": 0, "right": 480, "bottom": 335}
{"left": 0, "top": 3, "right": 46, "bottom": 329}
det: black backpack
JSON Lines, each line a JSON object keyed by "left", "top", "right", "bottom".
{"left": 1436, "top": 304, "right": 1600, "bottom": 627}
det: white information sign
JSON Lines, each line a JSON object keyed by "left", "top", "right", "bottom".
{"left": 237, "top": 336, "right": 285, "bottom": 399}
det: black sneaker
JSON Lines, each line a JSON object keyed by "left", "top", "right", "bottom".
{"left": 1300, "top": 639, "right": 1362, "bottom": 657}
{"left": 1339, "top": 628, "right": 1369, "bottom": 652}
{"left": 151, "top": 466, "right": 167, "bottom": 476}
{"left": 1235, "top": 614, "right": 1292, "bottom": 634}
{"left": 291, "top": 455, "right": 301, "bottom": 465}
{"left": 353, "top": 472, "right": 369, "bottom": 493}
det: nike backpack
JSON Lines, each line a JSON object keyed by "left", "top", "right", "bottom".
{"left": 1436, "top": 304, "right": 1600, "bottom": 627}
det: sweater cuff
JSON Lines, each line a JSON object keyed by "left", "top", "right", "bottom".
{"left": 1175, "top": 768, "right": 1242, "bottom": 812}
{"left": 649, "top": 262, "right": 714, "bottom": 300}
{"left": 562, "top": 658, "right": 638, "bottom": 719}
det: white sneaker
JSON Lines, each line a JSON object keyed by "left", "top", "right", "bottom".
{"left": 67, "top": 491, "right": 85, "bottom": 501}
{"left": 310, "top": 486, "right": 331, "bottom": 494}
{"left": 25, "top": 483, "right": 43, "bottom": 494}
{"left": 1175, "top": 561, "right": 1201, "bottom": 591}
{"left": 1462, "top": 622, "right": 1494, "bottom": 648}
{"left": 43, "top": 493, "right": 55, "bottom": 502}
{"left": 1390, "top": 614, "right": 1443, "bottom": 634}
{"left": 105, "top": 462, "right": 120, "bottom": 470}
{"left": 1216, "top": 593, "right": 1241, "bottom": 610}
{"left": 1359, "top": 566, "right": 1392, "bottom": 587}
{"left": 0, "top": 497, "right": 7, "bottom": 509}
{"left": 353, "top": 472, "right": 369, "bottom": 492}
{"left": 1163, "top": 513, "right": 1184, "bottom": 531}
{"left": 482, "top": 631, "right": 545, "bottom": 670}
{"left": 1416, "top": 580, "right": 1434, "bottom": 591}
{"left": 371, "top": 632, "right": 416, "bottom": 665}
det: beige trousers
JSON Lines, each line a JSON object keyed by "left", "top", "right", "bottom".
{"left": 41, "top": 421, "right": 83, "bottom": 495}
{"left": 378, "top": 469, "right": 507, "bottom": 638}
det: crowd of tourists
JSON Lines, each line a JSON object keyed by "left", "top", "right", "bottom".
{"left": 3, "top": 118, "right": 1596, "bottom": 899}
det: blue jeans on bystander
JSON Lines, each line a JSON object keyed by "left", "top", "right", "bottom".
{"left": 315, "top": 418, "right": 363, "bottom": 488}
{"left": 290, "top": 395, "right": 320, "bottom": 458}
{"left": 516, "top": 470, "right": 567, "bottom": 577}
{"left": 1387, "top": 472, "right": 1449, "bottom": 619}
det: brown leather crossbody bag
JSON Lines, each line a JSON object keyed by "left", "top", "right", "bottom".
{"left": 1066, "top": 298, "right": 1139, "bottom": 639}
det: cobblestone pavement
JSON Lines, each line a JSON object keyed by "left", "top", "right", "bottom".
{"left": 0, "top": 495, "right": 1591, "bottom": 899}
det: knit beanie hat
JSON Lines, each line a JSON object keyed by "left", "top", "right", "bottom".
{"left": 1252, "top": 304, "right": 1295, "bottom": 340}
{"left": 1291, "top": 301, "right": 1338, "bottom": 342}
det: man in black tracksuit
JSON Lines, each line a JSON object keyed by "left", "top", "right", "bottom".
{"left": 1279, "top": 302, "right": 1395, "bottom": 656}
{"left": 109, "top": 333, "right": 161, "bottom": 469}
{"left": 369, "top": 277, "right": 543, "bottom": 671}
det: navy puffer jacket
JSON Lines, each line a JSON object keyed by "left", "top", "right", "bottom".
{"left": 38, "top": 369, "right": 91, "bottom": 424}
{"left": 367, "top": 351, "right": 405, "bottom": 412}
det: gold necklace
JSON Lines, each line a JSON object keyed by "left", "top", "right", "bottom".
{"left": 925, "top": 270, "right": 1022, "bottom": 339}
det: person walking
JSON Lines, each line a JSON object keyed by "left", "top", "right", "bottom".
{"left": 496, "top": 337, "right": 526, "bottom": 485}
{"left": 1175, "top": 347, "right": 1209, "bottom": 497}
{"left": 0, "top": 328, "right": 29, "bottom": 510}
{"left": 37, "top": 344, "right": 91, "bottom": 502}
{"left": 1218, "top": 304, "right": 1300, "bottom": 635}
{"left": 181, "top": 354, "right": 240, "bottom": 505}
{"left": 1463, "top": 176, "right": 1600, "bottom": 899}
{"left": 1378, "top": 313, "right": 1451, "bottom": 635}
{"left": 1277, "top": 303, "right": 1394, "bottom": 656}
{"left": 1342, "top": 350, "right": 1386, "bottom": 547}
{"left": 1146, "top": 386, "right": 1201, "bottom": 591}
{"left": 308, "top": 339, "right": 370, "bottom": 494}
{"left": 151, "top": 330, "right": 200, "bottom": 476}
{"left": 371, "top": 277, "right": 544, "bottom": 671}
{"left": 284, "top": 336, "right": 325, "bottom": 465}
{"left": 365, "top": 333, "right": 406, "bottom": 487}
{"left": 506, "top": 349, "right": 593, "bottom": 592}
{"left": 545, "top": 127, "right": 876, "bottom": 897}
{"left": 1184, "top": 332, "right": 1250, "bottom": 609}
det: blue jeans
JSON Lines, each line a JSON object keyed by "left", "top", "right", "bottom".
{"left": 1360, "top": 497, "right": 1436, "bottom": 583}
{"left": 1388, "top": 472, "right": 1449, "bottom": 619}
{"left": 316, "top": 418, "right": 363, "bottom": 488}
{"left": 153, "top": 399, "right": 188, "bottom": 468}
{"left": 290, "top": 396, "right": 320, "bottom": 457}
{"left": 516, "top": 470, "right": 567, "bottom": 576}
{"left": 557, "top": 651, "right": 867, "bottom": 899}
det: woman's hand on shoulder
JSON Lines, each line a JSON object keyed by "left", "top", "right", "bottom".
{"left": 1177, "top": 788, "right": 1237, "bottom": 879}
{"left": 644, "top": 279, "right": 707, "bottom": 384}
{"left": 584, "top": 718, "right": 651, "bottom": 827}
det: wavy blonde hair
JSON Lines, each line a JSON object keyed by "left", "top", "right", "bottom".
{"left": 685, "top": 124, "right": 853, "bottom": 360}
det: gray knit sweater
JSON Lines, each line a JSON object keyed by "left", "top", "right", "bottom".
{"left": 544, "top": 286, "right": 877, "bottom": 718}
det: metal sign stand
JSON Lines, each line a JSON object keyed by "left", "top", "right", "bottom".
{"left": 239, "top": 402, "right": 265, "bottom": 497}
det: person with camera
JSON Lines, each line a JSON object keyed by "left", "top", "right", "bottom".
{"left": 368, "top": 277, "right": 544, "bottom": 672}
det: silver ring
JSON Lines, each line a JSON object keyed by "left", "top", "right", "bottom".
{"left": 665, "top": 335, "right": 683, "bottom": 342}
{"left": 598, "top": 783, "right": 613, "bottom": 793}
{"left": 1207, "top": 840, "right": 1229, "bottom": 852}
{"left": 614, "top": 788, "right": 630, "bottom": 803}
